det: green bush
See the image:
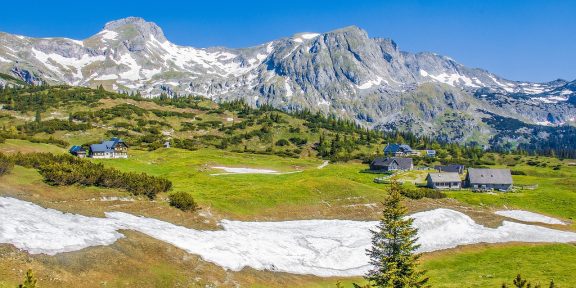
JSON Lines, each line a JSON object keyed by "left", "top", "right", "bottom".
{"left": 275, "top": 139, "right": 290, "bottom": 147}
{"left": 399, "top": 186, "right": 426, "bottom": 199}
{"left": 423, "top": 189, "right": 447, "bottom": 199}
{"left": 0, "top": 153, "right": 14, "bottom": 176}
{"left": 169, "top": 191, "right": 198, "bottom": 211}
{"left": 10, "top": 152, "right": 171, "bottom": 199}
{"left": 511, "top": 170, "right": 527, "bottom": 175}
{"left": 400, "top": 186, "right": 446, "bottom": 200}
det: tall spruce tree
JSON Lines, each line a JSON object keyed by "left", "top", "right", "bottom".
{"left": 365, "top": 181, "right": 428, "bottom": 288}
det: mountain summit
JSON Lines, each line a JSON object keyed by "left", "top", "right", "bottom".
{"left": 0, "top": 17, "right": 574, "bottom": 145}
{"left": 101, "top": 17, "right": 167, "bottom": 42}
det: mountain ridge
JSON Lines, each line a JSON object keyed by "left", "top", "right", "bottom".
{"left": 0, "top": 17, "right": 575, "bottom": 146}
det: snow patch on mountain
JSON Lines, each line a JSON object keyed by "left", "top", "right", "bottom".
{"left": 420, "top": 69, "right": 479, "bottom": 88}
{"left": 358, "top": 76, "right": 386, "bottom": 89}
{"left": 31, "top": 48, "right": 105, "bottom": 84}
{"left": 94, "top": 74, "right": 118, "bottom": 81}
{"left": 98, "top": 30, "right": 119, "bottom": 41}
{"left": 284, "top": 78, "right": 294, "bottom": 97}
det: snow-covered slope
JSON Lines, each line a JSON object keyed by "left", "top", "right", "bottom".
{"left": 1, "top": 17, "right": 575, "bottom": 142}
{"left": 2, "top": 197, "right": 576, "bottom": 277}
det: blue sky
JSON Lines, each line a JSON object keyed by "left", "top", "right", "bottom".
{"left": 1, "top": 0, "right": 574, "bottom": 82}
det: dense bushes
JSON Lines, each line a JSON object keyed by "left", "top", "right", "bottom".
{"left": 18, "top": 119, "right": 90, "bottom": 134}
{"left": 511, "top": 170, "right": 527, "bottom": 175}
{"left": 275, "top": 139, "right": 290, "bottom": 146}
{"left": 9, "top": 153, "right": 172, "bottom": 199}
{"left": 0, "top": 153, "right": 13, "bottom": 176}
{"left": 168, "top": 191, "right": 198, "bottom": 211}
{"left": 400, "top": 185, "right": 447, "bottom": 200}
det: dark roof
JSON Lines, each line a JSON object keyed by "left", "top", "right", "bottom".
{"left": 467, "top": 168, "right": 513, "bottom": 185}
{"left": 384, "top": 143, "right": 413, "bottom": 153}
{"left": 427, "top": 172, "right": 461, "bottom": 183}
{"left": 90, "top": 138, "right": 127, "bottom": 153}
{"left": 371, "top": 157, "right": 413, "bottom": 170}
{"left": 435, "top": 164, "right": 465, "bottom": 173}
{"left": 69, "top": 145, "right": 86, "bottom": 153}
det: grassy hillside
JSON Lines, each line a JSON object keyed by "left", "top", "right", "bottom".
{"left": 1, "top": 85, "right": 575, "bottom": 287}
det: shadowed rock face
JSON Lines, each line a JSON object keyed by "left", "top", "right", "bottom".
{"left": 0, "top": 17, "right": 575, "bottom": 144}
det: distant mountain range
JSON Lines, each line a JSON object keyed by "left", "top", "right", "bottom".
{"left": 1, "top": 17, "right": 575, "bottom": 146}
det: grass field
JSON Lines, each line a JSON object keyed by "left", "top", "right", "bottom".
{"left": 0, "top": 139, "right": 66, "bottom": 154}
{"left": 1, "top": 140, "right": 576, "bottom": 287}
{"left": 423, "top": 243, "right": 576, "bottom": 287}
{"left": 94, "top": 148, "right": 390, "bottom": 219}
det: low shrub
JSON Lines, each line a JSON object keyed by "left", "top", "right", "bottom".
{"left": 511, "top": 170, "right": 527, "bottom": 175}
{"left": 275, "top": 139, "right": 290, "bottom": 147}
{"left": 0, "top": 153, "right": 14, "bottom": 176}
{"left": 400, "top": 186, "right": 446, "bottom": 200}
{"left": 423, "top": 189, "right": 447, "bottom": 199}
{"left": 169, "top": 191, "right": 198, "bottom": 211}
{"left": 10, "top": 153, "right": 171, "bottom": 199}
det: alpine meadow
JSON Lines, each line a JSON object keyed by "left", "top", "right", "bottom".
{"left": 0, "top": 1, "right": 575, "bottom": 287}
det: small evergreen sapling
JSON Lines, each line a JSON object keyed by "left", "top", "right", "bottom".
{"left": 17, "top": 269, "right": 37, "bottom": 288}
{"left": 365, "top": 181, "right": 429, "bottom": 288}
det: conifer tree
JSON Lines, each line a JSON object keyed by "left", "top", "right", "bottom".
{"left": 365, "top": 181, "right": 429, "bottom": 288}
{"left": 34, "top": 110, "right": 41, "bottom": 123}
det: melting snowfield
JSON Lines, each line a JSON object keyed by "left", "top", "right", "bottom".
{"left": 495, "top": 210, "right": 565, "bottom": 225}
{"left": 210, "top": 166, "right": 302, "bottom": 175}
{"left": 1, "top": 197, "right": 575, "bottom": 277}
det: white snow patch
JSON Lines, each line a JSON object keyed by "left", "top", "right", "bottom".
{"left": 420, "top": 69, "right": 479, "bottom": 88}
{"left": 282, "top": 45, "right": 300, "bottom": 60}
{"left": 211, "top": 166, "right": 280, "bottom": 174}
{"left": 209, "top": 166, "right": 302, "bottom": 176}
{"left": 357, "top": 77, "right": 386, "bottom": 89}
{"left": 71, "top": 39, "right": 84, "bottom": 46}
{"left": 117, "top": 54, "right": 142, "bottom": 81}
{"left": 0, "top": 55, "right": 9, "bottom": 63}
{"left": 301, "top": 33, "right": 320, "bottom": 39}
{"left": 94, "top": 74, "right": 118, "bottom": 81}
{"left": 0, "top": 197, "right": 124, "bottom": 255}
{"left": 3, "top": 198, "right": 576, "bottom": 277}
{"left": 495, "top": 210, "right": 565, "bottom": 225}
{"left": 317, "top": 161, "right": 329, "bottom": 169}
{"left": 488, "top": 75, "right": 515, "bottom": 92}
{"left": 284, "top": 78, "right": 293, "bottom": 97}
{"left": 141, "top": 67, "right": 162, "bottom": 79}
{"left": 534, "top": 120, "right": 554, "bottom": 126}
{"left": 317, "top": 99, "right": 331, "bottom": 106}
{"left": 98, "top": 30, "right": 119, "bottom": 41}
{"left": 532, "top": 95, "right": 569, "bottom": 104}
{"left": 146, "top": 35, "right": 250, "bottom": 77}
{"left": 31, "top": 48, "right": 105, "bottom": 84}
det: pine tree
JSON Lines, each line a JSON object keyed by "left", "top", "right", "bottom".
{"left": 34, "top": 110, "right": 41, "bottom": 123}
{"left": 365, "top": 181, "right": 429, "bottom": 288}
{"left": 18, "top": 269, "right": 37, "bottom": 288}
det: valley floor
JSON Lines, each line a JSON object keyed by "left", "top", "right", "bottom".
{"left": 0, "top": 141, "right": 575, "bottom": 287}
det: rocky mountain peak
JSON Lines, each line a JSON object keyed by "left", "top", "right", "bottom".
{"left": 102, "top": 17, "right": 167, "bottom": 42}
{"left": 0, "top": 18, "right": 575, "bottom": 142}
